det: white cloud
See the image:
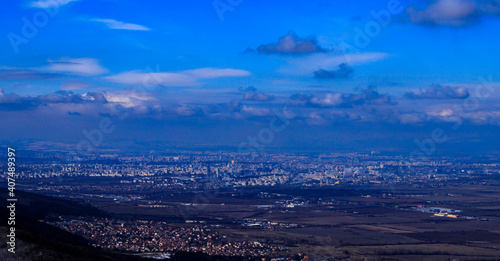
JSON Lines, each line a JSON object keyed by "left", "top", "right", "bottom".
{"left": 106, "top": 68, "right": 251, "bottom": 87}
{"left": 105, "top": 71, "right": 198, "bottom": 87}
{"left": 310, "top": 93, "right": 344, "bottom": 107}
{"left": 30, "top": 0, "right": 77, "bottom": 8}
{"left": 103, "top": 90, "right": 156, "bottom": 108}
{"left": 44, "top": 58, "right": 108, "bottom": 76}
{"left": 91, "top": 19, "right": 151, "bottom": 31}
{"left": 182, "top": 68, "right": 251, "bottom": 79}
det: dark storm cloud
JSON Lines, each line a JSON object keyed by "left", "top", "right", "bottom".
{"left": 404, "top": 84, "right": 469, "bottom": 99}
{"left": 240, "top": 86, "right": 275, "bottom": 101}
{"left": 249, "top": 32, "right": 327, "bottom": 55}
{"left": 313, "top": 63, "right": 353, "bottom": 79}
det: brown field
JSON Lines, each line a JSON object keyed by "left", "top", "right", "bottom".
{"left": 48, "top": 183, "right": 500, "bottom": 260}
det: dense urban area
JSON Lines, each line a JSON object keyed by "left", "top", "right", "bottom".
{"left": 2, "top": 150, "right": 500, "bottom": 260}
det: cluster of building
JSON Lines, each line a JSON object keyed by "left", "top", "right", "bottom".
{"left": 240, "top": 218, "right": 301, "bottom": 229}
{"left": 8, "top": 152, "right": 499, "bottom": 192}
{"left": 45, "top": 218, "right": 285, "bottom": 257}
{"left": 415, "top": 206, "right": 463, "bottom": 218}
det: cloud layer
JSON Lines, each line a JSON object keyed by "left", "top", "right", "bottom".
{"left": 290, "top": 87, "right": 394, "bottom": 108}
{"left": 106, "top": 68, "right": 251, "bottom": 87}
{"left": 0, "top": 69, "right": 58, "bottom": 80}
{"left": 0, "top": 90, "right": 107, "bottom": 111}
{"left": 404, "top": 85, "right": 470, "bottom": 99}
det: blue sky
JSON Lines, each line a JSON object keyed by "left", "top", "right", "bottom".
{"left": 1, "top": 0, "right": 499, "bottom": 153}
